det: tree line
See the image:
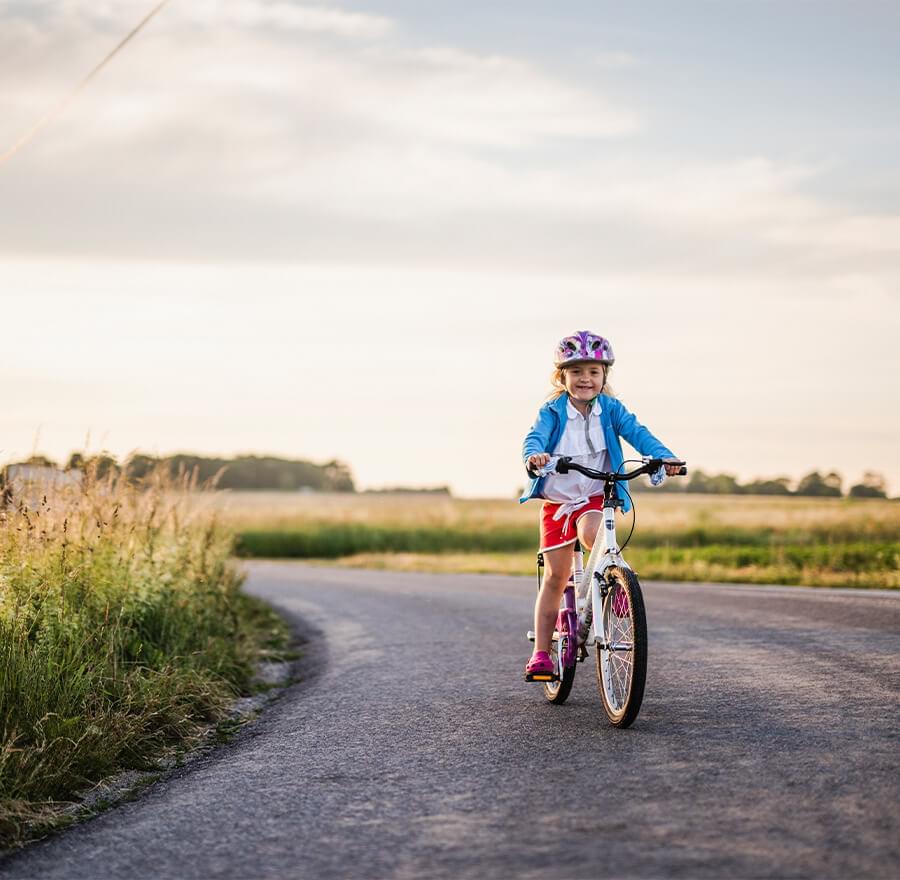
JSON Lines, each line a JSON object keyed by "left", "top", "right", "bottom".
{"left": 639, "top": 468, "right": 890, "bottom": 498}
{"left": 3, "top": 453, "right": 356, "bottom": 492}
{"left": 5, "top": 455, "right": 892, "bottom": 499}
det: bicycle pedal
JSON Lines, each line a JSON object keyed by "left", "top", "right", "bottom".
{"left": 524, "top": 672, "right": 559, "bottom": 683}
{"left": 576, "top": 645, "right": 589, "bottom": 662}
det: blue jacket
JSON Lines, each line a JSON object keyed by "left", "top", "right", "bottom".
{"left": 520, "top": 393, "right": 675, "bottom": 512}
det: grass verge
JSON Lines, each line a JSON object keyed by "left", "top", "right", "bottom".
{"left": 319, "top": 550, "right": 898, "bottom": 587}
{"left": 234, "top": 513, "right": 898, "bottom": 588}
{"left": 0, "top": 468, "right": 289, "bottom": 849}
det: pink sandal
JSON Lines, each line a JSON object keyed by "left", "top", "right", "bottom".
{"left": 524, "top": 651, "right": 557, "bottom": 682}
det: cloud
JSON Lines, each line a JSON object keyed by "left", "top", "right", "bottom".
{"left": 0, "top": 1, "right": 897, "bottom": 281}
{"left": 0, "top": 3, "right": 639, "bottom": 165}
{"left": 210, "top": 1, "right": 393, "bottom": 38}
{"left": 2, "top": 0, "right": 393, "bottom": 39}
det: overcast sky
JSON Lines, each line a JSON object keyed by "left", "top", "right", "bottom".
{"left": 1, "top": 0, "right": 898, "bottom": 496}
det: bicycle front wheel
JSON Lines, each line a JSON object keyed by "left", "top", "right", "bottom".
{"left": 595, "top": 566, "right": 647, "bottom": 728}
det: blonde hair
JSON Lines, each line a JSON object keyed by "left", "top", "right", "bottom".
{"left": 547, "top": 364, "right": 615, "bottom": 401}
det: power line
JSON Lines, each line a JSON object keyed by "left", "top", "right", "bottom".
{"left": 0, "top": 0, "right": 173, "bottom": 167}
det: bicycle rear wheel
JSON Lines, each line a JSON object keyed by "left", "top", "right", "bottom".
{"left": 544, "top": 628, "right": 576, "bottom": 704}
{"left": 595, "top": 566, "right": 647, "bottom": 728}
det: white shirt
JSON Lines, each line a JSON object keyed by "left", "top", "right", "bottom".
{"left": 541, "top": 397, "right": 611, "bottom": 503}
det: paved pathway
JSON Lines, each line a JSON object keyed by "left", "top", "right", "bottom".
{"left": 3, "top": 563, "right": 899, "bottom": 879}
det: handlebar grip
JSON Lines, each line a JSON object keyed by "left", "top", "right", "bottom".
{"left": 650, "top": 459, "right": 688, "bottom": 477}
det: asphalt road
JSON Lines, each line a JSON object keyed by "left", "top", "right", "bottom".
{"left": 3, "top": 562, "right": 899, "bottom": 880}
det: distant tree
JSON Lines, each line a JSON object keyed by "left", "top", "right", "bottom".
{"left": 824, "top": 471, "right": 842, "bottom": 494}
{"left": 93, "top": 455, "right": 120, "bottom": 479}
{"left": 796, "top": 470, "right": 842, "bottom": 497}
{"left": 686, "top": 470, "right": 742, "bottom": 494}
{"left": 322, "top": 460, "right": 355, "bottom": 493}
{"left": 849, "top": 471, "right": 888, "bottom": 499}
{"left": 67, "top": 452, "right": 119, "bottom": 479}
{"left": 124, "top": 454, "right": 160, "bottom": 481}
{"left": 742, "top": 477, "right": 792, "bottom": 496}
{"left": 122, "top": 453, "right": 356, "bottom": 492}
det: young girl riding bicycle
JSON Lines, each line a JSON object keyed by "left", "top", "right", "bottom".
{"left": 520, "top": 330, "right": 682, "bottom": 680}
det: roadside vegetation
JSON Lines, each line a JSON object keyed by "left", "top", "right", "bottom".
{"left": 0, "top": 467, "right": 288, "bottom": 848}
{"left": 222, "top": 492, "right": 899, "bottom": 589}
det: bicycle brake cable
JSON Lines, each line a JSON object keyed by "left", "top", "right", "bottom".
{"left": 616, "top": 459, "right": 643, "bottom": 552}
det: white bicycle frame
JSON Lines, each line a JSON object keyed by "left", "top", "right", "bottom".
{"left": 530, "top": 453, "right": 658, "bottom": 653}
{"left": 575, "top": 498, "right": 630, "bottom": 645}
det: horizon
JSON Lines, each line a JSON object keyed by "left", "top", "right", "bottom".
{"left": 3, "top": 443, "right": 891, "bottom": 499}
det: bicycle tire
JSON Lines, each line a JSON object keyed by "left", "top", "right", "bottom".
{"left": 595, "top": 565, "right": 647, "bottom": 728}
{"left": 544, "top": 629, "right": 576, "bottom": 704}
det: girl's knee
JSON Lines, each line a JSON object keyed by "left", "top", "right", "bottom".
{"left": 541, "top": 573, "right": 568, "bottom": 594}
{"left": 541, "top": 548, "right": 572, "bottom": 590}
{"left": 577, "top": 512, "right": 603, "bottom": 549}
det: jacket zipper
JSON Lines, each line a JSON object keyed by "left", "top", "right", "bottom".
{"left": 584, "top": 407, "right": 597, "bottom": 455}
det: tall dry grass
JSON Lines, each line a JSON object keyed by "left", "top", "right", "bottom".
{"left": 0, "top": 466, "right": 285, "bottom": 847}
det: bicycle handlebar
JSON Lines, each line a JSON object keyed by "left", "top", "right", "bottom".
{"left": 528, "top": 456, "right": 688, "bottom": 481}
{"left": 557, "top": 457, "right": 686, "bottom": 481}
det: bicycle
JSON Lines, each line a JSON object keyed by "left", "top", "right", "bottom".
{"left": 526, "top": 455, "right": 687, "bottom": 728}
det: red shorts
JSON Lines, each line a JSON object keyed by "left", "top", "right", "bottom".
{"left": 540, "top": 496, "right": 605, "bottom": 552}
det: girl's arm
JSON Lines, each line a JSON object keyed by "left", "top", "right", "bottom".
{"left": 610, "top": 398, "right": 675, "bottom": 460}
{"left": 522, "top": 405, "right": 556, "bottom": 470}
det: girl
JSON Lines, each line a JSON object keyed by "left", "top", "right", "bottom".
{"left": 520, "top": 330, "right": 682, "bottom": 680}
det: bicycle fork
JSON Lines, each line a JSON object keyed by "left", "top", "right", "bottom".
{"left": 576, "top": 499, "right": 622, "bottom": 646}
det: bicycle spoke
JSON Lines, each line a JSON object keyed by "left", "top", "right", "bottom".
{"left": 592, "top": 566, "right": 648, "bottom": 728}
{"left": 601, "top": 581, "right": 636, "bottom": 711}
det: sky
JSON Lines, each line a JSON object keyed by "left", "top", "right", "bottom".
{"left": 1, "top": 0, "right": 898, "bottom": 497}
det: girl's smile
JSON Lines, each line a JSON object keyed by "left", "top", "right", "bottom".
{"left": 563, "top": 363, "right": 606, "bottom": 407}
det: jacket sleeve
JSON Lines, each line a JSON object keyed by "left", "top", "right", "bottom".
{"left": 610, "top": 398, "right": 675, "bottom": 460}
{"left": 522, "top": 404, "right": 555, "bottom": 470}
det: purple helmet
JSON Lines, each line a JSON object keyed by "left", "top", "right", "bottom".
{"left": 554, "top": 330, "right": 615, "bottom": 367}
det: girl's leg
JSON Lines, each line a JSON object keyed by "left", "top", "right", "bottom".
{"left": 534, "top": 544, "right": 574, "bottom": 654}
{"left": 576, "top": 510, "right": 603, "bottom": 551}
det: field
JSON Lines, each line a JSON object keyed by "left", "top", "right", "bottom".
{"left": 211, "top": 491, "right": 900, "bottom": 589}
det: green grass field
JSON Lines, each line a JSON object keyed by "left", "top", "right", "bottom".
{"left": 213, "top": 491, "right": 899, "bottom": 589}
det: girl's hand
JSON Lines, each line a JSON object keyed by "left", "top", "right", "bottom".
{"left": 662, "top": 458, "right": 685, "bottom": 476}
{"left": 527, "top": 453, "right": 551, "bottom": 471}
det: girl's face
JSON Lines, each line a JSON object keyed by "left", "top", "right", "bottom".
{"left": 563, "top": 362, "right": 606, "bottom": 402}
